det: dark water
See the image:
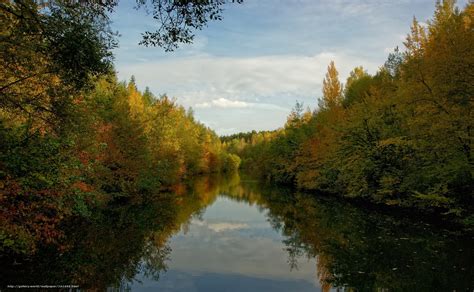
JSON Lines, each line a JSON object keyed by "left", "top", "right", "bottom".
{"left": 2, "top": 173, "right": 473, "bottom": 291}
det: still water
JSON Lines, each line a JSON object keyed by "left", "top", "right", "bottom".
{"left": 131, "top": 195, "right": 318, "bottom": 291}
{"left": 2, "top": 173, "right": 473, "bottom": 291}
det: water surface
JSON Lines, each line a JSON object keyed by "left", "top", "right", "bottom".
{"left": 131, "top": 195, "right": 319, "bottom": 291}
{"left": 2, "top": 173, "right": 473, "bottom": 291}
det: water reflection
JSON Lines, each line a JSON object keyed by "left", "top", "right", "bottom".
{"left": 1, "top": 193, "right": 177, "bottom": 290}
{"left": 251, "top": 185, "right": 474, "bottom": 291}
{"left": 1, "top": 173, "right": 473, "bottom": 291}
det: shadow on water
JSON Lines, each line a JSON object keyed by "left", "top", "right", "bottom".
{"left": 1, "top": 172, "right": 473, "bottom": 291}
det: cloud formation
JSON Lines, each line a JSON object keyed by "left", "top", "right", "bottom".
{"left": 118, "top": 52, "right": 379, "bottom": 109}
{"left": 112, "top": 0, "right": 462, "bottom": 134}
{"left": 115, "top": 52, "right": 380, "bottom": 134}
{"left": 207, "top": 222, "right": 249, "bottom": 232}
{"left": 196, "top": 98, "right": 250, "bottom": 109}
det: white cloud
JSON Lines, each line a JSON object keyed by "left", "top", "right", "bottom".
{"left": 116, "top": 52, "right": 379, "bottom": 134}
{"left": 117, "top": 52, "right": 379, "bottom": 109}
{"left": 207, "top": 222, "right": 249, "bottom": 232}
{"left": 191, "top": 219, "right": 249, "bottom": 232}
{"left": 196, "top": 98, "right": 250, "bottom": 109}
{"left": 112, "top": 0, "right": 448, "bottom": 135}
{"left": 195, "top": 98, "right": 291, "bottom": 111}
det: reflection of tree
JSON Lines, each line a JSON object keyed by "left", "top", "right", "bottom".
{"left": 283, "top": 236, "right": 306, "bottom": 271}
{"left": 1, "top": 171, "right": 241, "bottom": 289}
{"left": 316, "top": 254, "right": 333, "bottom": 292}
{"left": 232, "top": 180, "right": 474, "bottom": 291}
{"left": 1, "top": 172, "right": 235, "bottom": 289}
{"left": 1, "top": 192, "right": 179, "bottom": 289}
{"left": 141, "top": 241, "right": 172, "bottom": 282}
{"left": 2, "top": 173, "right": 472, "bottom": 291}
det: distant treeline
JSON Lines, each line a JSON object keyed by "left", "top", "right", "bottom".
{"left": 223, "top": 1, "right": 473, "bottom": 223}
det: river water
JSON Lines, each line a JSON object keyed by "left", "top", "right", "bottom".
{"left": 2, "top": 173, "right": 473, "bottom": 291}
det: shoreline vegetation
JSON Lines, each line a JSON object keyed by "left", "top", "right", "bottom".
{"left": 0, "top": 0, "right": 472, "bottom": 271}
{"left": 1, "top": 0, "right": 240, "bottom": 255}
{"left": 222, "top": 1, "right": 473, "bottom": 226}
{"left": 0, "top": 72, "right": 241, "bottom": 254}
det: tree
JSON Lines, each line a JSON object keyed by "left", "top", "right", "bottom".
{"left": 384, "top": 47, "right": 403, "bottom": 78}
{"left": 137, "top": 0, "right": 244, "bottom": 51}
{"left": 286, "top": 101, "right": 305, "bottom": 128}
{"left": 342, "top": 67, "right": 373, "bottom": 107}
{"left": 397, "top": 0, "right": 474, "bottom": 210}
{"left": 345, "top": 66, "right": 367, "bottom": 91}
{"left": 0, "top": 0, "right": 116, "bottom": 133}
{"left": 234, "top": 1, "right": 474, "bottom": 220}
{"left": 321, "top": 61, "right": 343, "bottom": 109}
{"left": 29, "top": 0, "right": 244, "bottom": 52}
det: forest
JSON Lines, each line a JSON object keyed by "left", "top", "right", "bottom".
{"left": 0, "top": 0, "right": 240, "bottom": 255}
{"left": 222, "top": 1, "right": 473, "bottom": 224}
{"left": 0, "top": 0, "right": 473, "bottom": 281}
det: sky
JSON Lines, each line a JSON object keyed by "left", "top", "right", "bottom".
{"left": 110, "top": 0, "right": 468, "bottom": 135}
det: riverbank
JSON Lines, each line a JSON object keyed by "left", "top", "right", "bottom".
{"left": 241, "top": 171, "right": 474, "bottom": 231}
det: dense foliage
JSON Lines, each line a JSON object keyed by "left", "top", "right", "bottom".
{"left": 225, "top": 1, "right": 473, "bottom": 222}
{"left": 1, "top": 0, "right": 472, "bottom": 279}
{"left": 0, "top": 0, "right": 239, "bottom": 255}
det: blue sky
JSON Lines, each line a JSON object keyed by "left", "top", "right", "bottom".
{"left": 110, "top": 0, "right": 467, "bottom": 135}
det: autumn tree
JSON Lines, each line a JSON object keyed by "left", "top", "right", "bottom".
{"left": 321, "top": 61, "right": 343, "bottom": 109}
{"left": 236, "top": 1, "right": 473, "bottom": 221}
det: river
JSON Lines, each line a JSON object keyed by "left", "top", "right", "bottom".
{"left": 2, "top": 173, "right": 473, "bottom": 291}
